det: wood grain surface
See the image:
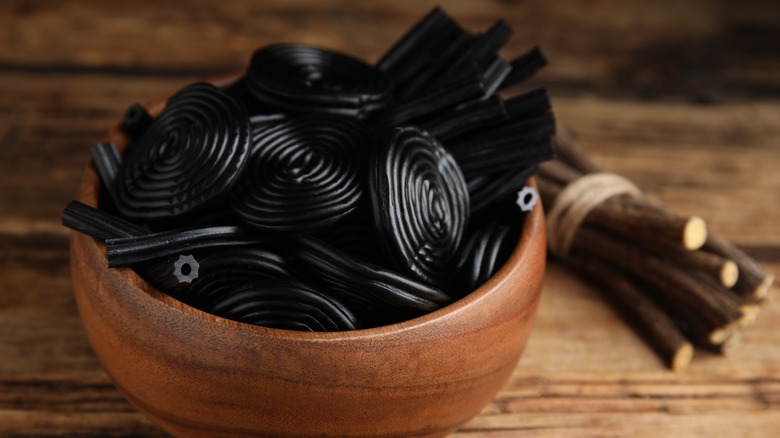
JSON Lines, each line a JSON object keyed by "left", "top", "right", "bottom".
{"left": 1, "top": 0, "right": 778, "bottom": 436}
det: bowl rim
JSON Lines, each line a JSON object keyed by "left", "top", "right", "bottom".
{"left": 76, "top": 71, "right": 545, "bottom": 342}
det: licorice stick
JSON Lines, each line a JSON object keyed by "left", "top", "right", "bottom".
{"left": 382, "top": 79, "right": 486, "bottom": 127}
{"left": 577, "top": 257, "right": 694, "bottom": 371}
{"left": 120, "top": 103, "right": 154, "bottom": 141}
{"left": 62, "top": 200, "right": 146, "bottom": 240}
{"left": 377, "top": 7, "right": 453, "bottom": 73}
{"left": 424, "top": 95, "right": 508, "bottom": 141}
{"left": 539, "top": 130, "right": 772, "bottom": 366}
{"left": 468, "top": 165, "right": 540, "bottom": 216}
{"left": 572, "top": 227, "right": 744, "bottom": 347}
{"left": 703, "top": 234, "right": 774, "bottom": 301}
{"left": 106, "top": 226, "right": 262, "bottom": 267}
{"left": 500, "top": 46, "right": 548, "bottom": 90}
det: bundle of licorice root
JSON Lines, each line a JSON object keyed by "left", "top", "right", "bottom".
{"left": 62, "top": 7, "right": 556, "bottom": 331}
{"left": 538, "top": 129, "right": 774, "bottom": 370}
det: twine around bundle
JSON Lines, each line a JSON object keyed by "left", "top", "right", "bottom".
{"left": 545, "top": 172, "right": 642, "bottom": 257}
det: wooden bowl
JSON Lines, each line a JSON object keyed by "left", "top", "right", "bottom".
{"left": 69, "top": 75, "right": 547, "bottom": 438}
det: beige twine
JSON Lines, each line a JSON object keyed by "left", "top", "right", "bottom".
{"left": 546, "top": 172, "right": 643, "bottom": 257}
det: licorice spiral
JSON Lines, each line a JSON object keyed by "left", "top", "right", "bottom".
{"left": 287, "top": 236, "right": 451, "bottom": 313}
{"left": 369, "top": 127, "right": 469, "bottom": 287}
{"left": 205, "top": 279, "right": 359, "bottom": 331}
{"left": 230, "top": 115, "right": 374, "bottom": 232}
{"left": 451, "top": 221, "right": 518, "bottom": 297}
{"left": 185, "top": 247, "right": 291, "bottom": 308}
{"left": 114, "top": 83, "right": 251, "bottom": 220}
{"left": 245, "top": 44, "right": 391, "bottom": 119}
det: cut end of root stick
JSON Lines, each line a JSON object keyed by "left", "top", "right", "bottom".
{"left": 739, "top": 304, "right": 761, "bottom": 328}
{"left": 709, "top": 321, "right": 740, "bottom": 345}
{"left": 672, "top": 342, "right": 694, "bottom": 372}
{"left": 683, "top": 216, "right": 707, "bottom": 250}
{"left": 720, "top": 260, "right": 739, "bottom": 288}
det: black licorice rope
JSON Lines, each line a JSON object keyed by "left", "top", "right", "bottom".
{"left": 370, "top": 127, "right": 469, "bottom": 287}
{"left": 245, "top": 44, "right": 391, "bottom": 119}
{"left": 106, "top": 225, "right": 262, "bottom": 268}
{"left": 230, "top": 115, "right": 374, "bottom": 232}
{"left": 113, "top": 82, "right": 251, "bottom": 220}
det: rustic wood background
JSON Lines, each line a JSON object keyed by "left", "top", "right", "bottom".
{"left": 1, "top": 0, "right": 779, "bottom": 436}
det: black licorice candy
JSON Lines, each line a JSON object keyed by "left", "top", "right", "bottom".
{"left": 63, "top": 7, "right": 557, "bottom": 332}
{"left": 120, "top": 103, "right": 155, "bottom": 142}
{"left": 369, "top": 127, "right": 469, "bottom": 288}
{"left": 205, "top": 279, "right": 359, "bottom": 331}
{"left": 185, "top": 247, "right": 291, "bottom": 307}
{"left": 287, "top": 235, "right": 451, "bottom": 313}
{"left": 246, "top": 44, "right": 391, "bottom": 119}
{"left": 106, "top": 225, "right": 262, "bottom": 267}
{"left": 230, "top": 115, "right": 374, "bottom": 232}
{"left": 452, "top": 221, "right": 518, "bottom": 297}
{"left": 113, "top": 82, "right": 251, "bottom": 220}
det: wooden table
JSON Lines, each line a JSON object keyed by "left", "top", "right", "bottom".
{"left": 2, "top": 1, "right": 778, "bottom": 436}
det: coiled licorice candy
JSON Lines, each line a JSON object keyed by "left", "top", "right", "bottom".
{"left": 204, "top": 279, "right": 359, "bottom": 332}
{"left": 113, "top": 82, "right": 251, "bottom": 220}
{"left": 245, "top": 44, "right": 391, "bottom": 119}
{"left": 369, "top": 126, "right": 469, "bottom": 288}
{"left": 230, "top": 115, "right": 374, "bottom": 233}
{"left": 286, "top": 235, "right": 451, "bottom": 313}
{"left": 451, "top": 221, "right": 519, "bottom": 298}
{"left": 183, "top": 247, "right": 291, "bottom": 309}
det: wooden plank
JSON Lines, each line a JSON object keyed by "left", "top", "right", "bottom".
{"left": 0, "top": 1, "right": 778, "bottom": 99}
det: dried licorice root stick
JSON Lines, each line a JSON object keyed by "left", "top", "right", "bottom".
{"left": 572, "top": 227, "right": 745, "bottom": 348}
{"left": 575, "top": 257, "right": 694, "bottom": 371}
{"left": 539, "top": 159, "right": 708, "bottom": 250}
{"left": 703, "top": 234, "right": 775, "bottom": 301}
{"left": 541, "top": 128, "right": 774, "bottom": 369}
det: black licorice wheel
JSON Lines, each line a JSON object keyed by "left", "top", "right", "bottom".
{"left": 184, "top": 247, "right": 291, "bottom": 308}
{"left": 369, "top": 127, "right": 469, "bottom": 287}
{"left": 205, "top": 279, "right": 359, "bottom": 331}
{"left": 230, "top": 115, "right": 375, "bottom": 232}
{"left": 245, "top": 44, "right": 391, "bottom": 119}
{"left": 287, "top": 235, "right": 451, "bottom": 313}
{"left": 114, "top": 83, "right": 251, "bottom": 220}
{"left": 452, "top": 221, "right": 518, "bottom": 297}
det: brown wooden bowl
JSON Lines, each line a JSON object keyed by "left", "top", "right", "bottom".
{"left": 69, "top": 74, "right": 547, "bottom": 438}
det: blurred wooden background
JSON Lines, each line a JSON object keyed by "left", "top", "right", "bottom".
{"left": 1, "top": 0, "right": 779, "bottom": 436}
